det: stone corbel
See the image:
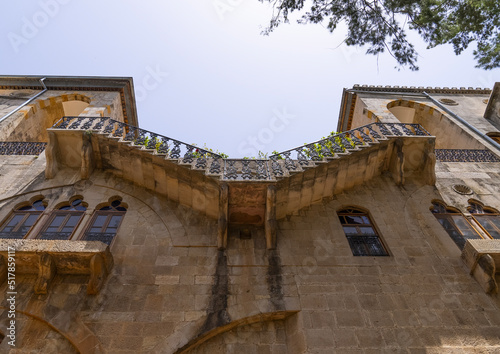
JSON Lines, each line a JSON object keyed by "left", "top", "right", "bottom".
{"left": 391, "top": 138, "right": 405, "bottom": 186}
{"left": 462, "top": 239, "right": 500, "bottom": 294}
{"left": 217, "top": 183, "right": 229, "bottom": 250}
{"left": 45, "top": 131, "right": 59, "bottom": 179}
{"left": 34, "top": 253, "right": 56, "bottom": 295}
{"left": 87, "top": 253, "right": 111, "bottom": 295}
{"left": 80, "top": 132, "right": 94, "bottom": 180}
{"left": 423, "top": 138, "right": 436, "bottom": 185}
{"left": 469, "top": 254, "right": 498, "bottom": 294}
{"left": 265, "top": 185, "right": 277, "bottom": 250}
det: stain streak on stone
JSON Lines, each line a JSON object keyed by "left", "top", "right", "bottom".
{"left": 267, "top": 249, "right": 285, "bottom": 311}
{"left": 199, "top": 249, "right": 230, "bottom": 334}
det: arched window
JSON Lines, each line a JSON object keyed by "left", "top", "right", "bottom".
{"left": 430, "top": 201, "right": 482, "bottom": 249}
{"left": 468, "top": 201, "right": 500, "bottom": 239}
{"left": 38, "top": 198, "right": 87, "bottom": 240}
{"left": 82, "top": 199, "right": 127, "bottom": 245}
{"left": 0, "top": 199, "right": 46, "bottom": 239}
{"left": 337, "top": 208, "right": 388, "bottom": 256}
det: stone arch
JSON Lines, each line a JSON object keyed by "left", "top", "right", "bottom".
{"left": 486, "top": 132, "right": 500, "bottom": 144}
{"left": 0, "top": 307, "right": 102, "bottom": 353}
{"left": 94, "top": 195, "right": 129, "bottom": 211}
{"left": 173, "top": 310, "right": 299, "bottom": 353}
{"left": 1, "top": 93, "right": 91, "bottom": 143}
{"left": 385, "top": 99, "right": 485, "bottom": 150}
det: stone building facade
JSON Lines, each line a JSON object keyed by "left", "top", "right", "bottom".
{"left": 0, "top": 76, "right": 499, "bottom": 353}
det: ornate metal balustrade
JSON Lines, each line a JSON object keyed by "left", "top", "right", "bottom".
{"left": 435, "top": 149, "right": 500, "bottom": 162}
{"left": 51, "top": 118, "right": 430, "bottom": 181}
{"left": 0, "top": 232, "right": 25, "bottom": 239}
{"left": 51, "top": 116, "right": 223, "bottom": 163}
{"left": 83, "top": 232, "right": 116, "bottom": 245}
{"left": 0, "top": 142, "right": 46, "bottom": 155}
{"left": 223, "top": 159, "right": 270, "bottom": 181}
{"left": 38, "top": 232, "right": 72, "bottom": 240}
{"left": 267, "top": 123, "right": 430, "bottom": 177}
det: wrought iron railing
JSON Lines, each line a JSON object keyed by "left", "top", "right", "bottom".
{"left": 51, "top": 116, "right": 223, "bottom": 162}
{"left": 223, "top": 159, "right": 270, "bottom": 181}
{"left": 435, "top": 149, "right": 500, "bottom": 162}
{"left": 82, "top": 232, "right": 116, "bottom": 245}
{"left": 38, "top": 232, "right": 72, "bottom": 240}
{"left": 346, "top": 235, "right": 389, "bottom": 256}
{"left": 0, "top": 232, "right": 26, "bottom": 239}
{"left": 51, "top": 118, "right": 430, "bottom": 181}
{"left": 270, "top": 123, "right": 429, "bottom": 160}
{"left": 267, "top": 123, "right": 429, "bottom": 177}
{"left": 0, "top": 142, "right": 46, "bottom": 155}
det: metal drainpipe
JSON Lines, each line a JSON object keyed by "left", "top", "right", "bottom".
{"left": 343, "top": 88, "right": 500, "bottom": 153}
{"left": 0, "top": 77, "right": 48, "bottom": 123}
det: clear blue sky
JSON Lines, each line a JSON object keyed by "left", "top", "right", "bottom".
{"left": 1, "top": 0, "right": 499, "bottom": 157}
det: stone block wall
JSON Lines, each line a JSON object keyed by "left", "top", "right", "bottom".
{"left": 0, "top": 170, "right": 498, "bottom": 352}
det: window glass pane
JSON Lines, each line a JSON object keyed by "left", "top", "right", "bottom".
{"left": 359, "top": 227, "right": 376, "bottom": 235}
{"left": 451, "top": 216, "right": 481, "bottom": 238}
{"left": 347, "top": 237, "right": 366, "bottom": 256}
{"left": 434, "top": 214, "right": 477, "bottom": 249}
{"left": 105, "top": 215, "right": 123, "bottom": 232}
{"left": 361, "top": 216, "right": 370, "bottom": 224}
{"left": 488, "top": 216, "right": 500, "bottom": 230}
{"left": 342, "top": 226, "right": 358, "bottom": 235}
{"left": 32, "top": 200, "right": 45, "bottom": 211}
{"left": 64, "top": 214, "right": 81, "bottom": 227}
{"left": 345, "top": 216, "right": 364, "bottom": 224}
{"left": 18, "top": 205, "right": 34, "bottom": 211}
{"left": 431, "top": 203, "right": 446, "bottom": 213}
{"left": 18, "top": 214, "right": 40, "bottom": 233}
{"left": 47, "top": 215, "right": 66, "bottom": 231}
{"left": 59, "top": 206, "right": 71, "bottom": 210}
{"left": 367, "top": 238, "right": 387, "bottom": 256}
{"left": 476, "top": 216, "right": 500, "bottom": 238}
{"left": 93, "top": 215, "right": 107, "bottom": 228}
{"left": 24, "top": 214, "right": 40, "bottom": 227}
{"left": 7, "top": 214, "right": 24, "bottom": 227}
{"left": 89, "top": 215, "right": 108, "bottom": 233}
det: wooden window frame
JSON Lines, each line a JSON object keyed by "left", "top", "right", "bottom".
{"left": 431, "top": 202, "right": 483, "bottom": 249}
{"left": 468, "top": 202, "right": 500, "bottom": 240}
{"left": 81, "top": 210, "right": 125, "bottom": 246}
{"left": 338, "top": 208, "right": 389, "bottom": 257}
{"left": 38, "top": 210, "right": 85, "bottom": 241}
{"left": 0, "top": 211, "right": 43, "bottom": 239}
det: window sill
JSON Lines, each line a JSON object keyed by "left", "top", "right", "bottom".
{"left": 0, "top": 239, "right": 113, "bottom": 295}
{"left": 462, "top": 239, "right": 500, "bottom": 294}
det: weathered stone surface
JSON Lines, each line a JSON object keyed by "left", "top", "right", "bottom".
{"left": 1, "top": 79, "right": 500, "bottom": 353}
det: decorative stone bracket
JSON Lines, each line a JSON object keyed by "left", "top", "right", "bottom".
{"left": 462, "top": 239, "right": 500, "bottom": 294}
{"left": 34, "top": 252, "right": 56, "bottom": 294}
{"left": 0, "top": 240, "right": 113, "bottom": 295}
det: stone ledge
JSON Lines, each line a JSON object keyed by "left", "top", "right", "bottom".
{"left": 461, "top": 239, "right": 500, "bottom": 294}
{"left": 0, "top": 239, "right": 113, "bottom": 295}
